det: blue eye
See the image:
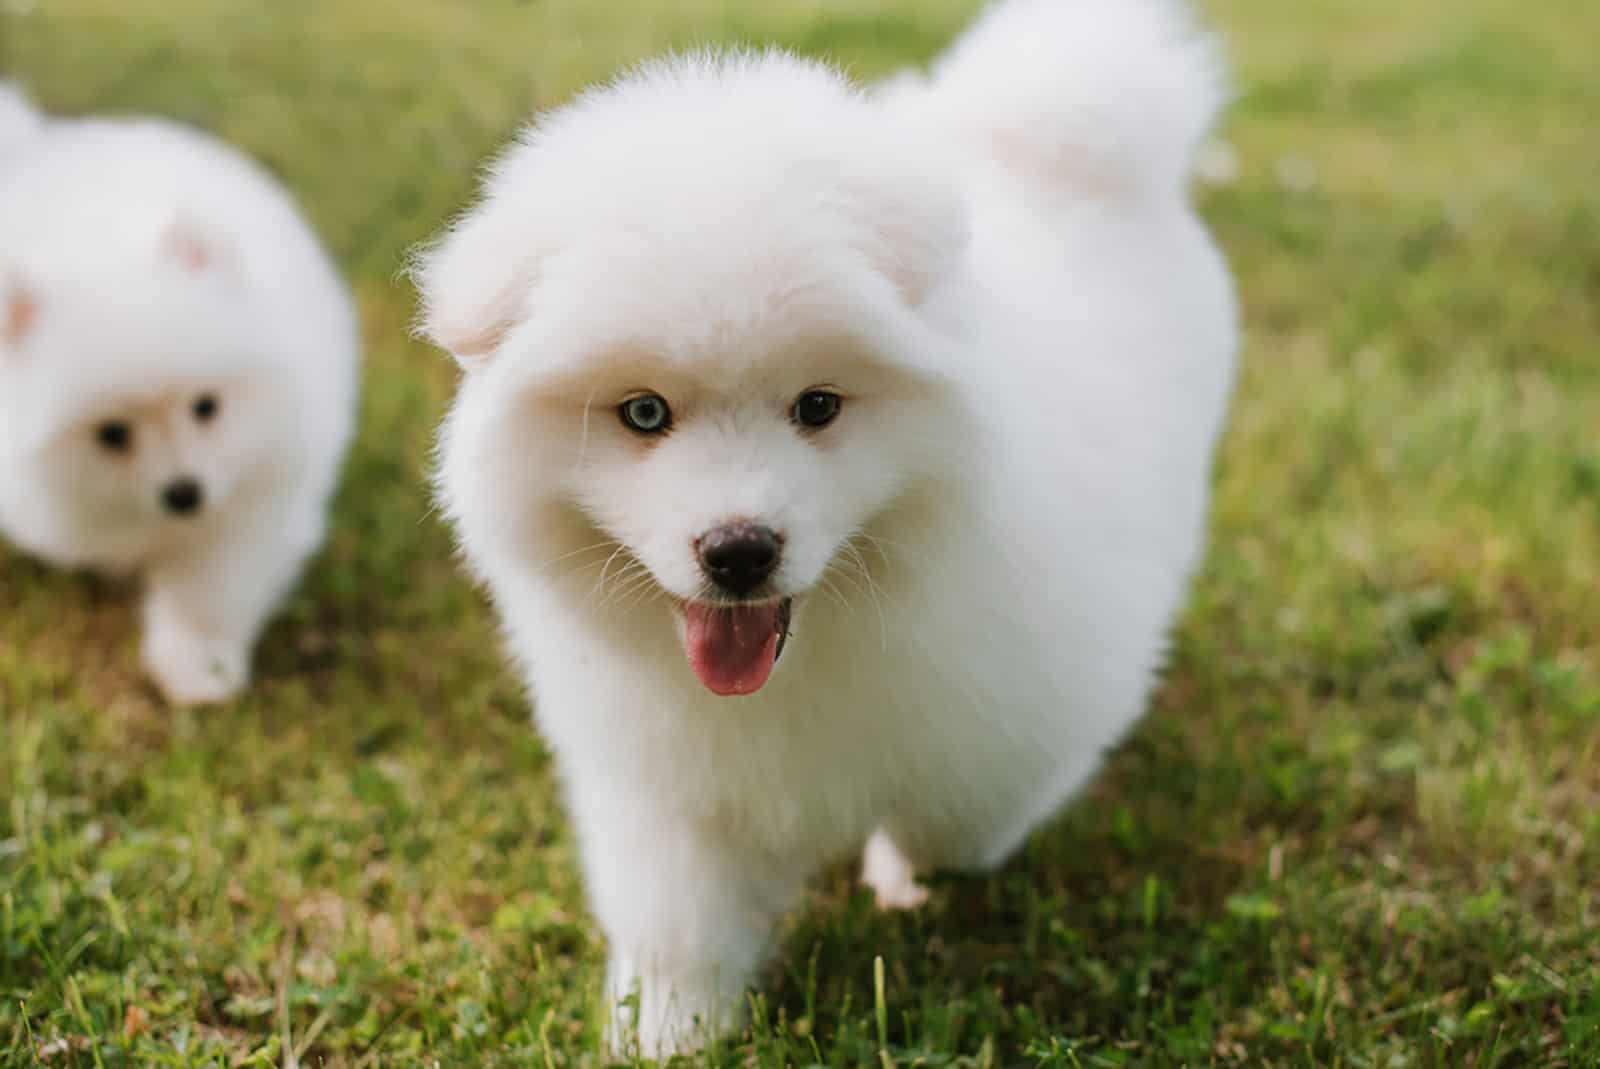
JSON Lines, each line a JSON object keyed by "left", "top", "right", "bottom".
{"left": 792, "top": 389, "right": 841, "bottom": 430}
{"left": 620, "top": 393, "right": 672, "bottom": 434}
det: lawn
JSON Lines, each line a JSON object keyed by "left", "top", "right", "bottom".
{"left": 3, "top": 0, "right": 1598, "bottom": 1065}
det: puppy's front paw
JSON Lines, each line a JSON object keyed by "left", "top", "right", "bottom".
{"left": 141, "top": 623, "right": 248, "bottom": 706}
{"left": 861, "top": 829, "right": 930, "bottom": 911}
{"left": 605, "top": 963, "right": 741, "bottom": 1059}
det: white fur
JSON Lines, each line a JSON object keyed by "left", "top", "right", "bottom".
{"left": 0, "top": 95, "right": 359, "bottom": 705}
{"left": 0, "top": 82, "right": 43, "bottom": 157}
{"left": 418, "top": 0, "right": 1236, "bottom": 1053}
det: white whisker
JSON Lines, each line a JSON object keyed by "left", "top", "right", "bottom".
{"left": 578, "top": 388, "right": 597, "bottom": 463}
{"left": 853, "top": 531, "right": 930, "bottom": 568}
{"left": 842, "top": 538, "right": 891, "bottom": 651}
{"left": 594, "top": 543, "right": 630, "bottom": 592}
{"left": 597, "top": 563, "right": 655, "bottom": 612}
{"left": 815, "top": 574, "right": 852, "bottom": 612}
{"left": 536, "top": 540, "right": 617, "bottom": 577}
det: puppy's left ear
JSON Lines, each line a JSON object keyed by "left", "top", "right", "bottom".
{"left": 160, "top": 219, "right": 246, "bottom": 291}
{"left": 863, "top": 205, "right": 967, "bottom": 309}
{"left": 844, "top": 167, "right": 969, "bottom": 309}
{"left": 410, "top": 209, "right": 539, "bottom": 370}
{"left": 2, "top": 277, "right": 39, "bottom": 349}
{"left": 165, "top": 221, "right": 218, "bottom": 273}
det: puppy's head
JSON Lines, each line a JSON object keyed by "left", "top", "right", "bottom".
{"left": 420, "top": 52, "right": 970, "bottom": 696}
{"left": 1, "top": 223, "right": 280, "bottom": 538}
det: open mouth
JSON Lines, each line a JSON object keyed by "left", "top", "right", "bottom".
{"left": 680, "top": 596, "right": 794, "bottom": 697}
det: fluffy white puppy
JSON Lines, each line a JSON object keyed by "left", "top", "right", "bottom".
{"left": 0, "top": 87, "right": 359, "bottom": 705}
{"left": 416, "top": 0, "right": 1237, "bottom": 1053}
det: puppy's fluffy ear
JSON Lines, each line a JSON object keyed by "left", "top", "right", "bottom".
{"left": 853, "top": 188, "right": 968, "bottom": 309}
{"left": 410, "top": 209, "right": 537, "bottom": 370}
{"left": 161, "top": 220, "right": 245, "bottom": 291}
{"left": 838, "top": 159, "right": 968, "bottom": 309}
{"left": 165, "top": 221, "right": 217, "bottom": 273}
{"left": 2, "top": 277, "right": 39, "bottom": 348}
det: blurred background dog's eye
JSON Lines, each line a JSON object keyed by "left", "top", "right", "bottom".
{"left": 193, "top": 394, "right": 219, "bottom": 422}
{"left": 792, "top": 390, "right": 842, "bottom": 430}
{"left": 620, "top": 393, "right": 672, "bottom": 434}
{"left": 96, "top": 421, "right": 133, "bottom": 452}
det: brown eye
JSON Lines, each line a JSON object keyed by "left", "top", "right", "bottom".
{"left": 193, "top": 394, "right": 218, "bottom": 423}
{"left": 96, "top": 422, "right": 133, "bottom": 453}
{"left": 619, "top": 393, "right": 672, "bottom": 434}
{"left": 792, "top": 389, "right": 841, "bottom": 430}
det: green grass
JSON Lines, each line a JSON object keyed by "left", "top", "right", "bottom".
{"left": 3, "top": 0, "right": 1599, "bottom": 1064}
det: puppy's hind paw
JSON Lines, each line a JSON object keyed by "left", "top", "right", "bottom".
{"left": 861, "top": 829, "right": 930, "bottom": 912}
{"left": 141, "top": 626, "right": 248, "bottom": 707}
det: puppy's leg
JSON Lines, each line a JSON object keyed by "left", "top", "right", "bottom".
{"left": 889, "top": 747, "right": 1115, "bottom": 880}
{"left": 860, "top": 827, "right": 929, "bottom": 911}
{"left": 141, "top": 503, "right": 321, "bottom": 706}
{"left": 573, "top": 783, "right": 802, "bottom": 1057}
{"left": 963, "top": 748, "right": 1119, "bottom": 872}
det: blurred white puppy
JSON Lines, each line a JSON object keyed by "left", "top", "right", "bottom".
{"left": 416, "top": 0, "right": 1236, "bottom": 1053}
{"left": 0, "top": 85, "right": 359, "bottom": 705}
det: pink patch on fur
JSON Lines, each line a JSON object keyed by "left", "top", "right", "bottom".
{"left": 168, "top": 228, "right": 212, "bottom": 272}
{"left": 2, "top": 285, "right": 38, "bottom": 346}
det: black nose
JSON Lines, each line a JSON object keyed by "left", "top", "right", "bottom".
{"left": 161, "top": 478, "right": 204, "bottom": 516}
{"left": 698, "top": 522, "right": 782, "bottom": 595}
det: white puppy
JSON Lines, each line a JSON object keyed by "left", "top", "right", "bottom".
{"left": 416, "top": 0, "right": 1236, "bottom": 1053}
{"left": 0, "top": 87, "right": 359, "bottom": 706}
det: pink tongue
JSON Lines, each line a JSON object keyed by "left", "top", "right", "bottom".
{"left": 683, "top": 602, "right": 782, "bottom": 696}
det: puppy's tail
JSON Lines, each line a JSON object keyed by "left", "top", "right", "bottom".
{"left": 0, "top": 81, "right": 45, "bottom": 157}
{"left": 898, "top": 0, "right": 1227, "bottom": 199}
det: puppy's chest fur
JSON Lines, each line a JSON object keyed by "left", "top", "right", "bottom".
{"left": 537, "top": 598, "right": 1050, "bottom": 862}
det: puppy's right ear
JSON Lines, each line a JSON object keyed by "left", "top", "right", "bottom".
{"left": 410, "top": 209, "right": 539, "bottom": 370}
{"left": 2, "top": 277, "right": 39, "bottom": 349}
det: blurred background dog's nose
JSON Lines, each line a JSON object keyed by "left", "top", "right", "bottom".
{"left": 161, "top": 477, "right": 204, "bottom": 516}
{"left": 698, "top": 522, "right": 781, "bottom": 595}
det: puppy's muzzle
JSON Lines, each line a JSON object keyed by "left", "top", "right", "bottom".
{"left": 697, "top": 521, "right": 782, "bottom": 596}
